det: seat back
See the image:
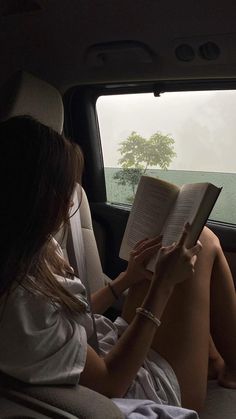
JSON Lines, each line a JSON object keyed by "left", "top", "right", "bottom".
{"left": 0, "top": 71, "right": 106, "bottom": 294}
{"left": 55, "top": 186, "right": 106, "bottom": 293}
{"left": 0, "top": 71, "right": 63, "bottom": 133}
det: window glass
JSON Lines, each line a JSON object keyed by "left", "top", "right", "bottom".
{"left": 96, "top": 91, "right": 236, "bottom": 224}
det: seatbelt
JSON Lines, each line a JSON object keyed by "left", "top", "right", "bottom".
{"left": 67, "top": 189, "right": 99, "bottom": 353}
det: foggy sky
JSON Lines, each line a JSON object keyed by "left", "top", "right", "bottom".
{"left": 97, "top": 91, "right": 236, "bottom": 173}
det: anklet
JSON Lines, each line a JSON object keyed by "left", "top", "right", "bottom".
{"left": 136, "top": 307, "right": 161, "bottom": 327}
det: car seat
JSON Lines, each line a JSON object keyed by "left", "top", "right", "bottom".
{"left": 0, "top": 70, "right": 124, "bottom": 419}
{"left": 2, "top": 71, "right": 235, "bottom": 419}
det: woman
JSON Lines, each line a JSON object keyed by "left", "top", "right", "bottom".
{"left": 0, "top": 116, "right": 235, "bottom": 418}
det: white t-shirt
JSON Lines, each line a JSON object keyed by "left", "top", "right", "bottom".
{"left": 0, "top": 271, "right": 181, "bottom": 399}
{"left": 0, "top": 274, "right": 200, "bottom": 418}
{"left": 0, "top": 274, "right": 93, "bottom": 385}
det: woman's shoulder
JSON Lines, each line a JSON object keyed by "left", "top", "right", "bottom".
{"left": 55, "top": 273, "right": 87, "bottom": 296}
{"left": 6, "top": 280, "right": 58, "bottom": 316}
{"left": 9, "top": 274, "right": 86, "bottom": 307}
{"left": 0, "top": 271, "right": 90, "bottom": 332}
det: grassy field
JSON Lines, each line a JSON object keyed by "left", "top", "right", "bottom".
{"left": 104, "top": 168, "right": 236, "bottom": 224}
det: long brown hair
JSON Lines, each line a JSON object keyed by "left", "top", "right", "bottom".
{"left": 0, "top": 115, "right": 85, "bottom": 313}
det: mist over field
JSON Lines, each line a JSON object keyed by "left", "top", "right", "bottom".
{"left": 97, "top": 91, "right": 236, "bottom": 223}
{"left": 97, "top": 91, "right": 236, "bottom": 173}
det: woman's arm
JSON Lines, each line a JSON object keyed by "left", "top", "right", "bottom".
{"left": 81, "top": 229, "right": 202, "bottom": 398}
{"left": 91, "top": 236, "right": 161, "bottom": 314}
{"left": 90, "top": 272, "right": 130, "bottom": 314}
{"left": 81, "top": 277, "right": 174, "bottom": 398}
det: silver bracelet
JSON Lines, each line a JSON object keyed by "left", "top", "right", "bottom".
{"left": 136, "top": 307, "right": 161, "bottom": 328}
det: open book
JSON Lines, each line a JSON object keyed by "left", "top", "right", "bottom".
{"left": 119, "top": 176, "right": 222, "bottom": 271}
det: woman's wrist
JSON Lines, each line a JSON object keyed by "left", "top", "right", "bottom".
{"left": 108, "top": 271, "right": 130, "bottom": 298}
{"left": 141, "top": 276, "right": 174, "bottom": 319}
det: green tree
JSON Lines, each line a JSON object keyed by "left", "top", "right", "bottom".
{"left": 114, "top": 131, "right": 176, "bottom": 201}
{"left": 113, "top": 168, "right": 142, "bottom": 197}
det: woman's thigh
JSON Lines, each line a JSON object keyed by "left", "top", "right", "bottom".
{"left": 122, "top": 227, "right": 219, "bottom": 411}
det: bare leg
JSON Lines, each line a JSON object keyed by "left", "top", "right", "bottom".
{"left": 208, "top": 335, "right": 224, "bottom": 380}
{"left": 122, "top": 227, "right": 236, "bottom": 412}
{"left": 209, "top": 245, "right": 236, "bottom": 388}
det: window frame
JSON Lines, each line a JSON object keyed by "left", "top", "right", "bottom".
{"left": 64, "top": 79, "right": 236, "bottom": 232}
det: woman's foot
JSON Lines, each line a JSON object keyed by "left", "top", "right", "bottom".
{"left": 208, "top": 334, "right": 224, "bottom": 380}
{"left": 218, "top": 365, "right": 236, "bottom": 389}
{"left": 208, "top": 355, "right": 225, "bottom": 380}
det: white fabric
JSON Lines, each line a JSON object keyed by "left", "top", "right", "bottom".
{"left": 113, "top": 399, "right": 199, "bottom": 419}
{"left": 0, "top": 275, "right": 92, "bottom": 385}
{"left": 0, "top": 273, "right": 198, "bottom": 418}
{"left": 96, "top": 315, "right": 181, "bottom": 406}
{"left": 0, "top": 274, "right": 180, "bottom": 404}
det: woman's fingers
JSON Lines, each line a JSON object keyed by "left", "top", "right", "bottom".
{"left": 134, "top": 242, "right": 162, "bottom": 264}
{"left": 187, "top": 240, "right": 202, "bottom": 258}
{"left": 131, "top": 229, "right": 201, "bottom": 280}
{"left": 143, "top": 269, "right": 153, "bottom": 281}
{"left": 163, "top": 241, "right": 176, "bottom": 252}
{"left": 132, "top": 235, "right": 162, "bottom": 254}
{"left": 191, "top": 255, "right": 197, "bottom": 267}
{"left": 186, "top": 241, "right": 202, "bottom": 272}
{"left": 177, "top": 222, "right": 190, "bottom": 247}
{"left": 133, "top": 238, "right": 148, "bottom": 251}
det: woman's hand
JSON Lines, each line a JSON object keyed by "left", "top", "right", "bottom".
{"left": 153, "top": 224, "right": 202, "bottom": 289}
{"left": 92, "top": 235, "right": 162, "bottom": 313}
{"left": 124, "top": 235, "right": 162, "bottom": 286}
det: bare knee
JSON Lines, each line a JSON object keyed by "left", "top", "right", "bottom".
{"left": 199, "top": 227, "right": 221, "bottom": 257}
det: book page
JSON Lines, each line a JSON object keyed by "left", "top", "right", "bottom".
{"left": 119, "top": 176, "right": 179, "bottom": 260}
{"left": 162, "top": 183, "right": 208, "bottom": 246}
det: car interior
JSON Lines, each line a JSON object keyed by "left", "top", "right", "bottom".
{"left": 0, "top": 1, "right": 236, "bottom": 418}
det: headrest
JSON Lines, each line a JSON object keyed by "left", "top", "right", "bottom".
{"left": 0, "top": 71, "right": 63, "bottom": 133}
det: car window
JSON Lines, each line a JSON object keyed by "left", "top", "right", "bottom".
{"left": 96, "top": 91, "right": 236, "bottom": 224}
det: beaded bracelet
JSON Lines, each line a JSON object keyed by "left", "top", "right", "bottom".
{"left": 108, "top": 282, "right": 119, "bottom": 300}
{"left": 136, "top": 307, "right": 161, "bottom": 328}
